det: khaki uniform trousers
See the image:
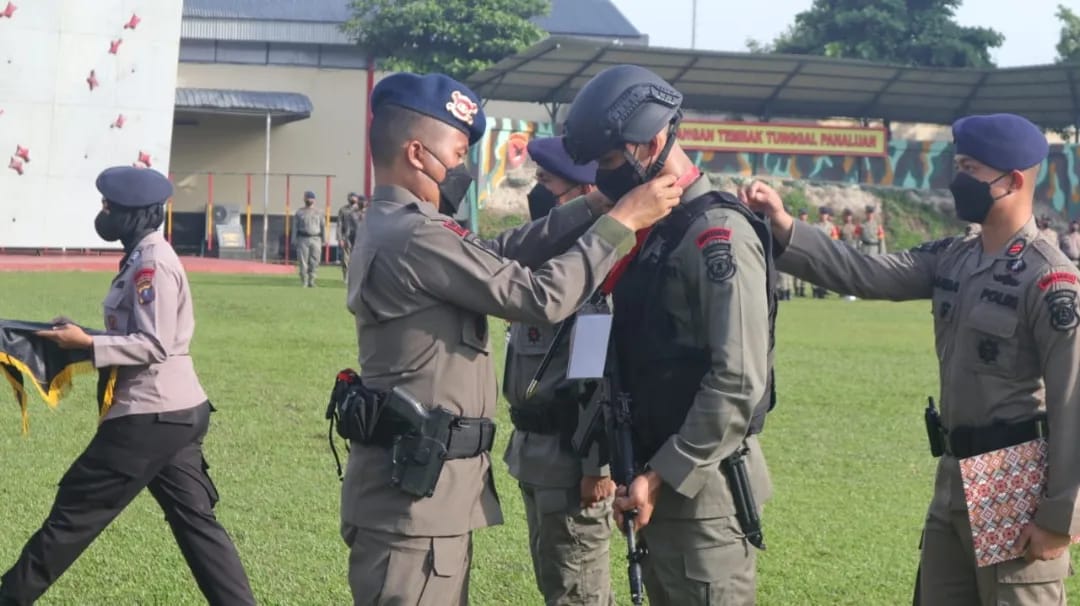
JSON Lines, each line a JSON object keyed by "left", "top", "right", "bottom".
{"left": 343, "top": 524, "right": 471, "bottom": 606}
{"left": 295, "top": 236, "right": 321, "bottom": 286}
{"left": 918, "top": 510, "right": 1070, "bottom": 606}
{"left": 639, "top": 515, "right": 756, "bottom": 606}
{"left": 520, "top": 482, "right": 615, "bottom": 606}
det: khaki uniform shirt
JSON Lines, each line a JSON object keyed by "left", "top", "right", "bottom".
{"left": 630, "top": 176, "right": 773, "bottom": 521}
{"left": 861, "top": 218, "right": 882, "bottom": 244}
{"left": 294, "top": 206, "right": 323, "bottom": 240}
{"left": 343, "top": 185, "right": 634, "bottom": 537}
{"left": 337, "top": 204, "right": 363, "bottom": 246}
{"left": 1039, "top": 227, "right": 1060, "bottom": 244}
{"left": 503, "top": 318, "right": 605, "bottom": 491}
{"left": 840, "top": 222, "right": 859, "bottom": 244}
{"left": 815, "top": 220, "right": 839, "bottom": 240}
{"left": 92, "top": 231, "right": 207, "bottom": 420}
{"left": 778, "top": 217, "right": 1080, "bottom": 535}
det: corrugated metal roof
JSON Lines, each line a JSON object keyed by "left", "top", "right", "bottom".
{"left": 181, "top": 0, "right": 643, "bottom": 38}
{"left": 175, "top": 87, "right": 314, "bottom": 122}
{"left": 181, "top": 19, "right": 351, "bottom": 44}
{"left": 467, "top": 36, "right": 1080, "bottom": 128}
{"left": 182, "top": 0, "right": 352, "bottom": 23}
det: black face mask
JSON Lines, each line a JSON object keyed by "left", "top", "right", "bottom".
{"left": 526, "top": 184, "right": 575, "bottom": 221}
{"left": 595, "top": 160, "right": 643, "bottom": 205}
{"left": 94, "top": 204, "right": 164, "bottom": 250}
{"left": 437, "top": 163, "right": 474, "bottom": 215}
{"left": 421, "top": 147, "right": 474, "bottom": 215}
{"left": 94, "top": 210, "right": 124, "bottom": 242}
{"left": 949, "top": 172, "right": 1011, "bottom": 224}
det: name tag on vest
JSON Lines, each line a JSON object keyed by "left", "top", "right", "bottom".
{"left": 566, "top": 304, "right": 613, "bottom": 380}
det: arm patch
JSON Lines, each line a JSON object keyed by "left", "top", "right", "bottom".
{"left": 135, "top": 267, "right": 155, "bottom": 305}
{"left": 703, "top": 242, "right": 736, "bottom": 283}
{"left": 1046, "top": 290, "right": 1080, "bottom": 332}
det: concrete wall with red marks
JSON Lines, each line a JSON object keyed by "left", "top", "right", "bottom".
{"left": 0, "top": 1, "right": 183, "bottom": 248}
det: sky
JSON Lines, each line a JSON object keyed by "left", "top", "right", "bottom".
{"left": 612, "top": 0, "right": 1069, "bottom": 68}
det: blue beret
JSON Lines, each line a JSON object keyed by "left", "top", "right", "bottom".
{"left": 819, "top": 206, "right": 831, "bottom": 215}
{"left": 95, "top": 166, "right": 172, "bottom": 209}
{"left": 527, "top": 136, "right": 597, "bottom": 185}
{"left": 371, "top": 72, "right": 486, "bottom": 146}
{"left": 304, "top": 190, "right": 316, "bottom": 199}
{"left": 952, "top": 113, "right": 1048, "bottom": 171}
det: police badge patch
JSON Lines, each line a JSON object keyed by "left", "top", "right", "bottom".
{"left": 135, "top": 268, "right": 155, "bottom": 305}
{"left": 703, "top": 242, "right": 735, "bottom": 283}
{"left": 1045, "top": 290, "right": 1080, "bottom": 332}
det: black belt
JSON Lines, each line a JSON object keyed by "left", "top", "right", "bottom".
{"left": 941, "top": 416, "right": 1048, "bottom": 459}
{"left": 510, "top": 406, "right": 564, "bottom": 435}
{"left": 297, "top": 232, "right": 319, "bottom": 238}
{"left": 370, "top": 412, "right": 496, "bottom": 459}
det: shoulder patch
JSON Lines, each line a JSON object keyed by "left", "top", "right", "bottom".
{"left": 1038, "top": 272, "right": 1079, "bottom": 291}
{"left": 696, "top": 227, "right": 732, "bottom": 249}
{"left": 442, "top": 219, "right": 469, "bottom": 238}
{"left": 1045, "top": 290, "right": 1079, "bottom": 332}
{"left": 702, "top": 241, "right": 736, "bottom": 283}
{"left": 135, "top": 267, "right": 155, "bottom": 305}
{"left": 1006, "top": 238, "right": 1027, "bottom": 258}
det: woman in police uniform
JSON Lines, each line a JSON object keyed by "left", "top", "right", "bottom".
{"left": 0, "top": 167, "right": 256, "bottom": 606}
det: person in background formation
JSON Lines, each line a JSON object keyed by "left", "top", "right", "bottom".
{"left": 811, "top": 207, "right": 838, "bottom": 298}
{"left": 0, "top": 167, "right": 256, "bottom": 606}
{"left": 859, "top": 205, "right": 886, "bottom": 254}
{"left": 341, "top": 71, "right": 680, "bottom": 606}
{"left": 294, "top": 190, "right": 324, "bottom": 287}
{"left": 338, "top": 192, "right": 365, "bottom": 286}
{"left": 1060, "top": 220, "right": 1080, "bottom": 267}
{"left": 839, "top": 208, "right": 859, "bottom": 246}
{"left": 503, "top": 135, "right": 616, "bottom": 606}
{"left": 1037, "top": 215, "right": 1059, "bottom": 244}
{"left": 776, "top": 206, "right": 796, "bottom": 301}
{"left": 564, "top": 64, "right": 777, "bottom": 606}
{"left": 792, "top": 208, "right": 809, "bottom": 297}
{"left": 742, "top": 113, "right": 1080, "bottom": 606}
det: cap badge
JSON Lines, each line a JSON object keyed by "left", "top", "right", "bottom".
{"left": 447, "top": 91, "right": 478, "bottom": 126}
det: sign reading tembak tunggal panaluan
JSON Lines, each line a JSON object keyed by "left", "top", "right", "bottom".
{"left": 678, "top": 120, "right": 888, "bottom": 157}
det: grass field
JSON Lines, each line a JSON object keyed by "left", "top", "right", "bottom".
{"left": 1, "top": 270, "right": 1077, "bottom": 605}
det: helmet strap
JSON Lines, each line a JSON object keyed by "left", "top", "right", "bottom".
{"left": 627, "top": 110, "right": 683, "bottom": 182}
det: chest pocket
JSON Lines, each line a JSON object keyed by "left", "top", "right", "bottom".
{"left": 103, "top": 285, "right": 130, "bottom": 333}
{"left": 509, "top": 322, "right": 555, "bottom": 356}
{"left": 460, "top": 312, "right": 489, "bottom": 355}
{"left": 966, "top": 303, "right": 1019, "bottom": 377}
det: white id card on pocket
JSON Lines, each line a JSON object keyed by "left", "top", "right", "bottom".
{"left": 566, "top": 304, "right": 613, "bottom": 380}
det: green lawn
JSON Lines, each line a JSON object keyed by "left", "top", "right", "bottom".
{"left": 0, "top": 271, "right": 1075, "bottom": 605}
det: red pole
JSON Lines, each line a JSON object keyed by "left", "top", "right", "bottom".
{"left": 206, "top": 173, "right": 214, "bottom": 253}
{"left": 166, "top": 172, "right": 174, "bottom": 244}
{"left": 284, "top": 175, "right": 291, "bottom": 263}
{"left": 245, "top": 173, "right": 252, "bottom": 250}
{"left": 365, "top": 55, "right": 375, "bottom": 199}
{"left": 324, "top": 175, "right": 332, "bottom": 263}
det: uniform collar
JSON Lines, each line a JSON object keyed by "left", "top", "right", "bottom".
{"left": 680, "top": 171, "right": 711, "bottom": 203}
{"left": 994, "top": 216, "right": 1039, "bottom": 260}
{"left": 371, "top": 185, "right": 439, "bottom": 217}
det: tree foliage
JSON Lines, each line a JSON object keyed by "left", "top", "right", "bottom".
{"left": 1057, "top": 4, "right": 1080, "bottom": 63}
{"left": 344, "top": 0, "right": 550, "bottom": 81}
{"left": 747, "top": 0, "right": 1004, "bottom": 68}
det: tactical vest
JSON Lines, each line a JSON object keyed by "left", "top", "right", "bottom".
{"left": 612, "top": 191, "right": 779, "bottom": 462}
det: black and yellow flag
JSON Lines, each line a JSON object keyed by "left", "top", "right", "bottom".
{"left": 0, "top": 320, "right": 117, "bottom": 433}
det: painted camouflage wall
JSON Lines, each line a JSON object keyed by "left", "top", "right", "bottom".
{"left": 473, "top": 120, "right": 1080, "bottom": 221}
